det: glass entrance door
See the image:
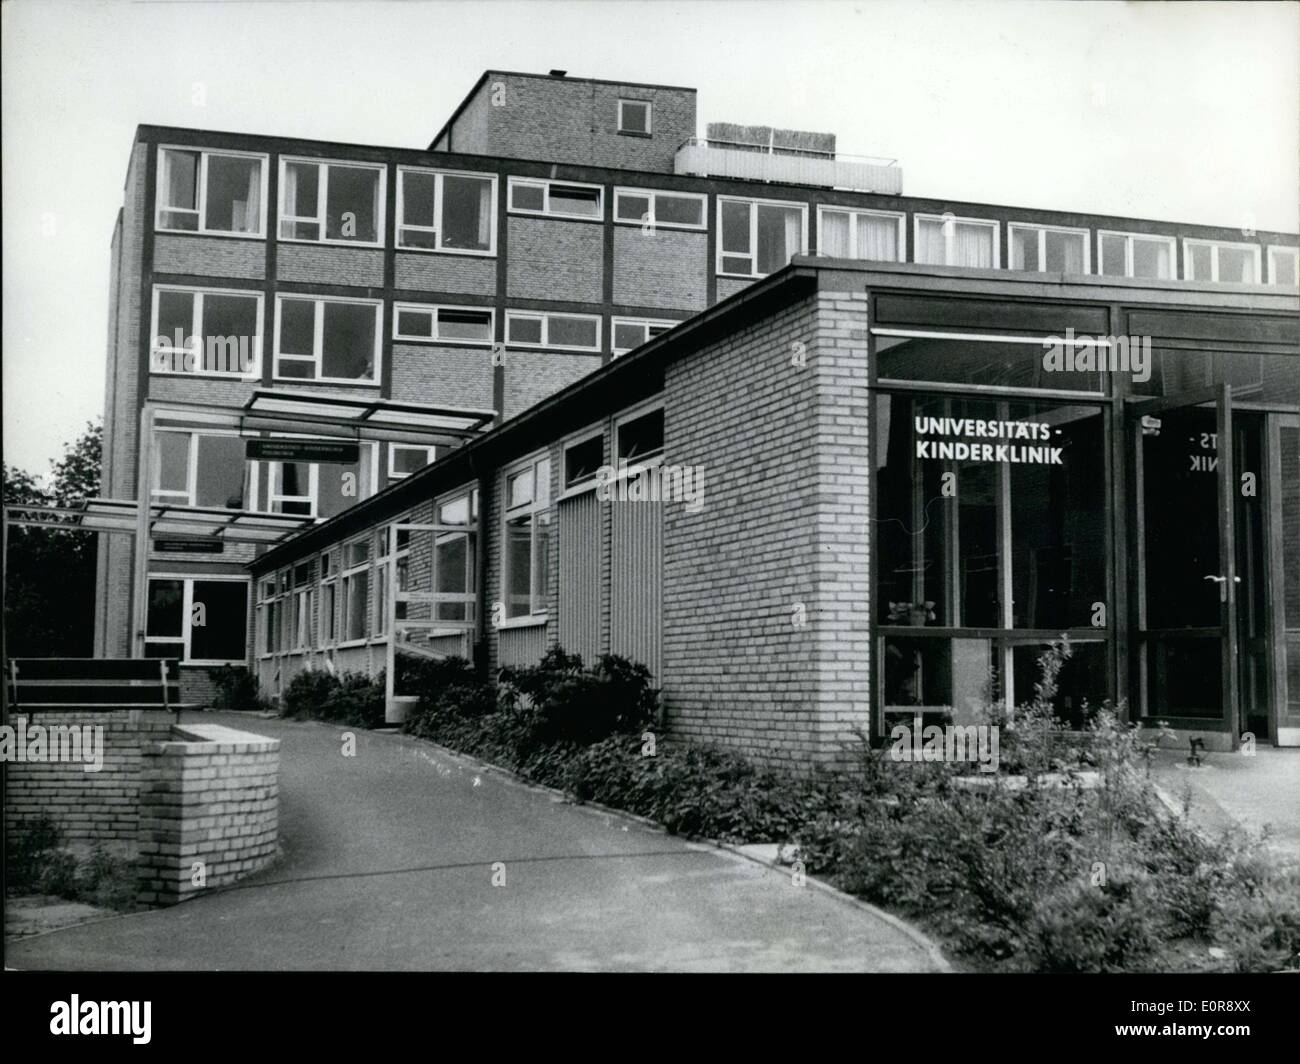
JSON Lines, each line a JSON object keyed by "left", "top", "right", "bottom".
{"left": 1131, "top": 385, "right": 1239, "bottom": 739}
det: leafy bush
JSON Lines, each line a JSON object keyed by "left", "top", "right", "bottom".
{"left": 6, "top": 817, "right": 135, "bottom": 908}
{"left": 207, "top": 665, "right": 269, "bottom": 711}
{"left": 1025, "top": 871, "right": 1163, "bottom": 972}
{"left": 405, "top": 656, "right": 496, "bottom": 721}
{"left": 281, "top": 669, "right": 341, "bottom": 720}
{"left": 280, "top": 668, "right": 386, "bottom": 728}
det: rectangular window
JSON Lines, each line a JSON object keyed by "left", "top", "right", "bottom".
{"left": 718, "top": 197, "right": 807, "bottom": 277}
{"left": 392, "top": 303, "right": 494, "bottom": 344}
{"left": 914, "top": 214, "right": 999, "bottom": 268}
{"left": 342, "top": 539, "right": 370, "bottom": 642}
{"left": 508, "top": 177, "right": 603, "bottom": 220}
{"left": 150, "top": 432, "right": 249, "bottom": 509}
{"left": 613, "top": 188, "right": 706, "bottom": 229}
{"left": 157, "top": 147, "right": 267, "bottom": 236}
{"left": 1182, "top": 239, "right": 1261, "bottom": 284}
{"left": 320, "top": 580, "right": 337, "bottom": 646}
{"left": 146, "top": 576, "right": 249, "bottom": 663}
{"left": 258, "top": 440, "right": 376, "bottom": 519}
{"left": 389, "top": 444, "right": 436, "bottom": 479}
{"left": 611, "top": 317, "right": 676, "bottom": 356}
{"left": 1267, "top": 245, "right": 1299, "bottom": 287}
{"left": 505, "top": 311, "right": 601, "bottom": 351}
{"left": 1097, "top": 231, "right": 1176, "bottom": 279}
{"left": 616, "top": 405, "right": 664, "bottom": 464}
{"left": 396, "top": 167, "right": 496, "bottom": 252}
{"left": 502, "top": 455, "right": 551, "bottom": 620}
{"left": 564, "top": 432, "right": 604, "bottom": 488}
{"left": 1008, "top": 224, "right": 1090, "bottom": 273}
{"left": 618, "top": 99, "right": 652, "bottom": 135}
{"left": 274, "top": 296, "right": 381, "bottom": 382}
{"left": 151, "top": 286, "right": 262, "bottom": 377}
{"left": 817, "top": 207, "right": 905, "bottom": 262}
{"left": 279, "top": 158, "right": 385, "bottom": 245}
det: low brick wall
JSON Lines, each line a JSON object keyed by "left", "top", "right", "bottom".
{"left": 3, "top": 709, "right": 175, "bottom": 847}
{"left": 137, "top": 722, "right": 280, "bottom": 905}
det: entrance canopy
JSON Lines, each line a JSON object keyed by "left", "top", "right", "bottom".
{"left": 5, "top": 498, "right": 314, "bottom": 545}
{"left": 241, "top": 389, "right": 496, "bottom": 440}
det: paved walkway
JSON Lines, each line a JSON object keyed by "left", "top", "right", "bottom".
{"left": 7, "top": 714, "right": 944, "bottom": 972}
{"left": 1148, "top": 746, "right": 1300, "bottom": 862}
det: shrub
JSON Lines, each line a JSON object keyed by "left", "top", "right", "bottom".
{"left": 281, "top": 669, "right": 342, "bottom": 720}
{"left": 405, "top": 655, "right": 496, "bottom": 721}
{"left": 280, "top": 668, "right": 386, "bottom": 728}
{"left": 207, "top": 665, "right": 269, "bottom": 711}
{"left": 1025, "top": 871, "right": 1163, "bottom": 972}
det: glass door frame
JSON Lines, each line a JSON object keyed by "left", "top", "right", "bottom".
{"left": 1266, "top": 412, "right": 1300, "bottom": 745}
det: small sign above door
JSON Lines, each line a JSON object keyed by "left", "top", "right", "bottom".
{"left": 246, "top": 439, "right": 360, "bottom": 463}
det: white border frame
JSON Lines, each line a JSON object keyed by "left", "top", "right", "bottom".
{"left": 716, "top": 194, "right": 809, "bottom": 278}
{"left": 613, "top": 187, "right": 707, "bottom": 230}
{"left": 149, "top": 426, "right": 249, "bottom": 508}
{"left": 501, "top": 449, "right": 552, "bottom": 624}
{"left": 1181, "top": 237, "right": 1263, "bottom": 283}
{"left": 1267, "top": 244, "right": 1300, "bottom": 287}
{"left": 504, "top": 309, "right": 602, "bottom": 352}
{"left": 610, "top": 316, "right": 679, "bottom": 356}
{"left": 278, "top": 155, "right": 387, "bottom": 248}
{"left": 1006, "top": 222, "right": 1092, "bottom": 274}
{"left": 273, "top": 293, "right": 383, "bottom": 384}
{"left": 612, "top": 395, "right": 666, "bottom": 471}
{"left": 1095, "top": 229, "right": 1177, "bottom": 279}
{"left": 144, "top": 572, "right": 252, "bottom": 666}
{"left": 560, "top": 422, "right": 607, "bottom": 493}
{"left": 150, "top": 284, "right": 264, "bottom": 379}
{"left": 388, "top": 443, "right": 437, "bottom": 480}
{"left": 815, "top": 205, "right": 907, "bottom": 264}
{"left": 617, "top": 98, "right": 653, "bottom": 135}
{"left": 912, "top": 213, "right": 1001, "bottom": 269}
{"left": 392, "top": 302, "right": 495, "bottom": 346}
{"left": 155, "top": 145, "right": 270, "bottom": 239}
{"left": 507, "top": 176, "right": 605, "bottom": 221}
{"left": 395, "top": 166, "right": 498, "bottom": 255}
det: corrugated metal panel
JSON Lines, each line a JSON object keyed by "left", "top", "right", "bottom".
{"left": 499, "top": 623, "right": 547, "bottom": 669}
{"left": 558, "top": 492, "right": 601, "bottom": 664}
{"left": 610, "top": 501, "right": 662, "bottom": 678}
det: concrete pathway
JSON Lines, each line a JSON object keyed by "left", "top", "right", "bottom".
{"left": 7, "top": 713, "right": 944, "bottom": 972}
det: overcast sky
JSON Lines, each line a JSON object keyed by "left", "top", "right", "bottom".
{"left": 3, "top": 0, "right": 1297, "bottom": 477}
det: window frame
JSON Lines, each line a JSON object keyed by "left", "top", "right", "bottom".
{"left": 912, "top": 213, "right": 1002, "bottom": 269}
{"left": 395, "top": 166, "right": 498, "bottom": 255}
{"left": 391, "top": 302, "right": 495, "bottom": 346}
{"left": 1181, "top": 238, "right": 1263, "bottom": 284}
{"left": 1267, "top": 244, "right": 1300, "bottom": 287}
{"left": 815, "top": 205, "right": 907, "bottom": 263}
{"left": 1006, "top": 222, "right": 1092, "bottom": 274}
{"left": 146, "top": 573, "right": 251, "bottom": 666}
{"left": 561, "top": 424, "right": 607, "bottom": 493}
{"left": 617, "top": 98, "right": 653, "bottom": 135}
{"left": 716, "top": 195, "right": 809, "bottom": 278}
{"left": 388, "top": 443, "right": 437, "bottom": 480}
{"left": 612, "top": 187, "right": 707, "bottom": 230}
{"left": 273, "top": 293, "right": 383, "bottom": 384}
{"left": 340, "top": 535, "right": 373, "bottom": 646}
{"left": 504, "top": 310, "right": 602, "bottom": 352}
{"left": 500, "top": 451, "right": 552, "bottom": 625}
{"left": 610, "top": 316, "right": 678, "bottom": 356}
{"left": 150, "top": 428, "right": 251, "bottom": 509}
{"left": 257, "top": 437, "right": 378, "bottom": 519}
{"left": 1095, "top": 229, "right": 1178, "bottom": 280}
{"left": 319, "top": 550, "right": 338, "bottom": 648}
{"left": 613, "top": 397, "right": 666, "bottom": 471}
{"left": 150, "top": 284, "right": 264, "bottom": 379}
{"left": 277, "top": 156, "right": 387, "bottom": 248}
{"left": 155, "top": 146, "right": 270, "bottom": 239}
{"left": 507, "top": 176, "right": 605, "bottom": 221}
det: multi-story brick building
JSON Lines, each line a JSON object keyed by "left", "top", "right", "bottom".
{"left": 96, "top": 69, "right": 1299, "bottom": 758}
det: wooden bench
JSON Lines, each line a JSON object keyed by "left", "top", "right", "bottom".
{"left": 6, "top": 658, "right": 198, "bottom": 721}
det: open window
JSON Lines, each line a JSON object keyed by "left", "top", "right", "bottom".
{"left": 157, "top": 147, "right": 267, "bottom": 236}
{"left": 279, "top": 158, "right": 385, "bottom": 245}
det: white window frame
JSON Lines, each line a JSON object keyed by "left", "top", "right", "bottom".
{"left": 291, "top": 562, "right": 315, "bottom": 653}
{"left": 278, "top": 156, "right": 387, "bottom": 248}
{"left": 610, "top": 316, "right": 678, "bottom": 356}
{"left": 150, "top": 428, "right": 249, "bottom": 508}
{"left": 391, "top": 302, "right": 495, "bottom": 345}
{"left": 340, "top": 536, "right": 372, "bottom": 646}
{"left": 155, "top": 146, "right": 269, "bottom": 238}
{"left": 815, "top": 206, "right": 907, "bottom": 263}
{"left": 560, "top": 424, "right": 606, "bottom": 494}
{"left": 507, "top": 177, "right": 605, "bottom": 220}
{"left": 146, "top": 573, "right": 251, "bottom": 666}
{"left": 259, "top": 437, "right": 378, "bottom": 519}
{"left": 613, "top": 397, "right": 666, "bottom": 472}
{"left": 1182, "top": 238, "right": 1263, "bottom": 283}
{"left": 273, "top": 294, "right": 383, "bottom": 384}
{"left": 319, "top": 551, "right": 338, "bottom": 648}
{"left": 1006, "top": 222, "right": 1091, "bottom": 274}
{"left": 150, "top": 285, "right": 264, "bottom": 379}
{"left": 613, "top": 187, "right": 707, "bottom": 230}
{"left": 395, "top": 166, "right": 498, "bottom": 255}
{"left": 716, "top": 195, "right": 809, "bottom": 278}
{"left": 912, "top": 213, "right": 1001, "bottom": 269}
{"left": 504, "top": 310, "right": 602, "bottom": 352}
{"left": 1267, "top": 244, "right": 1300, "bottom": 287}
{"left": 388, "top": 443, "right": 437, "bottom": 480}
{"left": 1096, "top": 230, "right": 1177, "bottom": 279}
{"left": 617, "top": 99, "right": 652, "bottom": 135}
{"left": 501, "top": 451, "right": 552, "bottom": 624}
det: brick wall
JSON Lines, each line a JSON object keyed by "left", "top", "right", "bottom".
{"left": 395, "top": 253, "right": 497, "bottom": 295}
{"left": 503, "top": 350, "right": 601, "bottom": 418}
{"left": 391, "top": 343, "right": 494, "bottom": 408}
{"left": 613, "top": 227, "right": 708, "bottom": 311}
{"left": 137, "top": 722, "right": 279, "bottom": 905}
{"left": 4, "top": 710, "right": 175, "bottom": 847}
{"left": 277, "top": 244, "right": 385, "bottom": 287}
{"left": 715, "top": 276, "right": 757, "bottom": 302}
{"left": 506, "top": 217, "right": 603, "bottom": 302}
{"left": 154, "top": 235, "right": 266, "bottom": 279}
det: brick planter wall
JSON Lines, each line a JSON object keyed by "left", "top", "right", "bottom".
{"left": 3, "top": 709, "right": 175, "bottom": 847}
{"left": 137, "top": 723, "right": 280, "bottom": 905}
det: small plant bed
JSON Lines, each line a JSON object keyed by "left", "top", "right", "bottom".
{"left": 5, "top": 815, "right": 142, "bottom": 919}
{"left": 275, "top": 668, "right": 388, "bottom": 729}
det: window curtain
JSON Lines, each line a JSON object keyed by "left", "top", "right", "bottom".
{"left": 283, "top": 165, "right": 300, "bottom": 218}
{"left": 783, "top": 209, "right": 802, "bottom": 263}
{"left": 916, "top": 219, "right": 947, "bottom": 265}
{"left": 243, "top": 166, "right": 260, "bottom": 233}
{"left": 1154, "top": 242, "right": 1172, "bottom": 279}
{"left": 954, "top": 222, "right": 993, "bottom": 268}
{"left": 1058, "top": 234, "right": 1084, "bottom": 273}
{"left": 821, "top": 211, "right": 851, "bottom": 257}
{"left": 858, "top": 214, "right": 898, "bottom": 261}
{"left": 477, "top": 180, "right": 492, "bottom": 247}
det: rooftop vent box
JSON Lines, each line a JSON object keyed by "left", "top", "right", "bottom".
{"left": 705, "top": 122, "right": 836, "bottom": 157}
